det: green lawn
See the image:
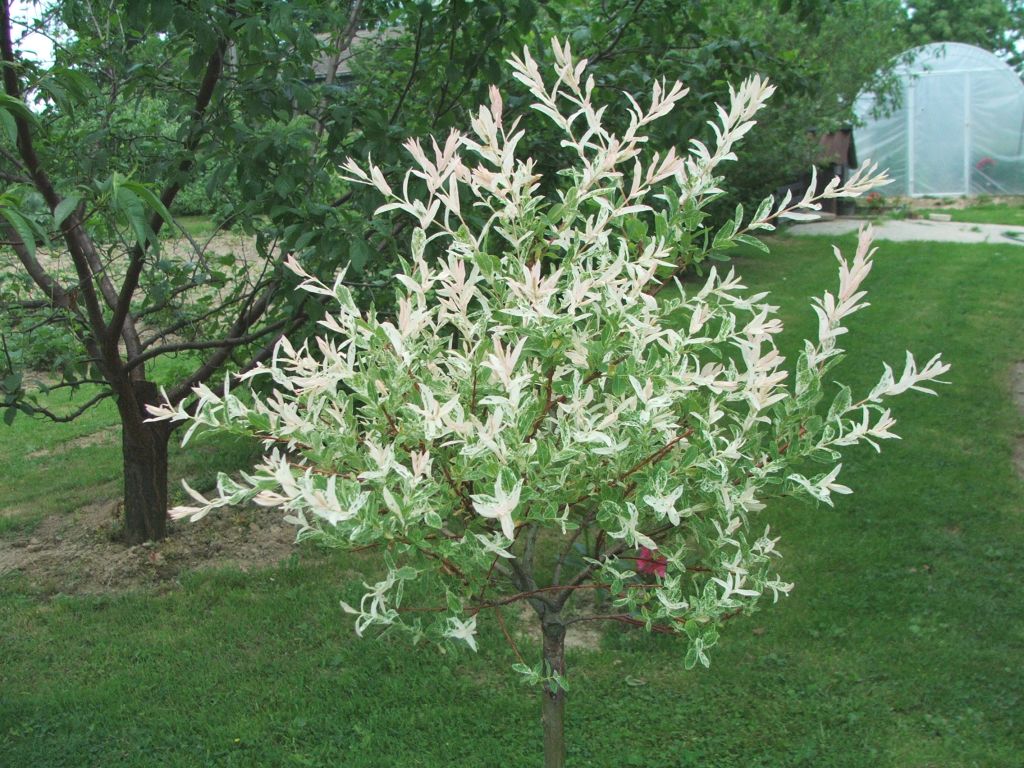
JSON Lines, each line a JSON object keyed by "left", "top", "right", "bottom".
{"left": 0, "top": 387, "right": 122, "bottom": 532}
{"left": 1, "top": 234, "right": 1022, "bottom": 766}
{"left": 0, "top": 372, "right": 257, "bottom": 535}
{"left": 927, "top": 203, "right": 1024, "bottom": 227}
{"left": 175, "top": 215, "right": 220, "bottom": 237}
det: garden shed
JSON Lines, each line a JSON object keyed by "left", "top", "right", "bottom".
{"left": 854, "top": 42, "right": 1024, "bottom": 197}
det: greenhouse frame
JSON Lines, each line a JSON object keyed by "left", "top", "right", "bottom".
{"left": 854, "top": 42, "right": 1024, "bottom": 197}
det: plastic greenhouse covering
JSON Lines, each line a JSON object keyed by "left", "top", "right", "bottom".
{"left": 855, "top": 43, "right": 1024, "bottom": 197}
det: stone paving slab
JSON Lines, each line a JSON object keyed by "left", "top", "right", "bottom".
{"left": 786, "top": 217, "right": 1024, "bottom": 246}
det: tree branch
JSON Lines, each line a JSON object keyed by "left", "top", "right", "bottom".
{"left": 589, "top": 0, "right": 648, "bottom": 66}
{"left": 17, "top": 390, "right": 113, "bottom": 423}
{"left": 316, "top": 0, "right": 363, "bottom": 124}
{"left": 165, "top": 281, "right": 284, "bottom": 404}
{"left": 0, "top": 4, "right": 112, "bottom": 374}
{"left": 389, "top": 13, "right": 424, "bottom": 125}
{"left": 107, "top": 37, "right": 228, "bottom": 345}
{"left": 126, "top": 315, "right": 290, "bottom": 371}
{"left": 0, "top": 223, "right": 74, "bottom": 312}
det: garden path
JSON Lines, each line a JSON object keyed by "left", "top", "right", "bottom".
{"left": 787, "top": 217, "right": 1024, "bottom": 246}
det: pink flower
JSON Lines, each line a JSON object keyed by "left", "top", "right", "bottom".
{"left": 636, "top": 547, "right": 667, "bottom": 578}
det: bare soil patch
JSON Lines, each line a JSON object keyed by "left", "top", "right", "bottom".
{"left": 33, "top": 231, "right": 256, "bottom": 277}
{"left": 0, "top": 501, "right": 301, "bottom": 595}
{"left": 26, "top": 425, "right": 118, "bottom": 458}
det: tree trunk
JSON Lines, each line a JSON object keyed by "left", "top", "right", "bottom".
{"left": 542, "top": 616, "right": 567, "bottom": 768}
{"left": 119, "top": 380, "right": 170, "bottom": 544}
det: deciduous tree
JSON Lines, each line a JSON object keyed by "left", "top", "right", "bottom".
{"left": 0, "top": 0, "right": 539, "bottom": 542}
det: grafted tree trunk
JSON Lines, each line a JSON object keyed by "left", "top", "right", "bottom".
{"left": 119, "top": 380, "right": 170, "bottom": 544}
{"left": 541, "top": 615, "right": 567, "bottom": 768}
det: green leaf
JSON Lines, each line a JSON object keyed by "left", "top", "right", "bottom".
{"left": 752, "top": 194, "right": 773, "bottom": 225}
{"left": 734, "top": 234, "right": 770, "bottom": 253}
{"left": 712, "top": 218, "right": 739, "bottom": 250}
{"left": 394, "top": 565, "right": 418, "bottom": 580}
{"left": 549, "top": 670, "right": 569, "bottom": 693}
{"left": 0, "top": 93, "right": 36, "bottom": 125}
{"left": 115, "top": 186, "right": 149, "bottom": 247}
{"left": 795, "top": 351, "right": 814, "bottom": 396}
{"left": 411, "top": 227, "right": 426, "bottom": 261}
{"left": 473, "top": 250, "right": 501, "bottom": 276}
{"left": 121, "top": 180, "right": 174, "bottom": 229}
{"left": 445, "top": 591, "right": 462, "bottom": 614}
{"left": 0, "top": 108, "right": 15, "bottom": 144}
{"left": 53, "top": 194, "right": 81, "bottom": 228}
{"left": 292, "top": 230, "right": 315, "bottom": 252}
{"left": 624, "top": 216, "right": 647, "bottom": 241}
{"left": 349, "top": 239, "right": 371, "bottom": 271}
{"left": 0, "top": 206, "right": 36, "bottom": 260}
{"left": 2, "top": 372, "right": 23, "bottom": 391}
{"left": 827, "top": 385, "right": 852, "bottom": 422}
{"left": 684, "top": 646, "right": 698, "bottom": 670}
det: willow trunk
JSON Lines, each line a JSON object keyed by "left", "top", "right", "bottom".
{"left": 542, "top": 618, "right": 567, "bottom": 768}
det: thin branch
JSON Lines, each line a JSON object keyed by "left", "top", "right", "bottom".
{"left": 17, "top": 390, "right": 113, "bottom": 423}
{"left": 397, "top": 581, "right": 661, "bottom": 616}
{"left": 389, "top": 13, "right": 424, "bottom": 125}
{"left": 0, "top": 6, "right": 123, "bottom": 385}
{"left": 314, "top": 0, "right": 364, "bottom": 140}
{"left": 170, "top": 301, "right": 307, "bottom": 408}
{"left": 565, "top": 613, "right": 680, "bottom": 635}
{"left": 552, "top": 521, "right": 587, "bottom": 586}
{"left": 137, "top": 280, "right": 272, "bottom": 350}
{"left": 494, "top": 606, "right": 526, "bottom": 665}
{"left": 620, "top": 427, "right": 694, "bottom": 485}
{"left": 165, "top": 280, "right": 281, "bottom": 404}
{"left": 523, "top": 367, "right": 554, "bottom": 443}
{"left": 525, "top": 355, "right": 627, "bottom": 444}
{"left": 0, "top": 223, "right": 74, "bottom": 312}
{"left": 565, "top": 607, "right": 744, "bottom": 634}
{"left": 126, "top": 315, "right": 289, "bottom": 371}
{"left": 108, "top": 37, "right": 229, "bottom": 343}
{"left": 432, "top": 13, "right": 512, "bottom": 126}
{"left": 589, "top": 0, "right": 648, "bottom": 66}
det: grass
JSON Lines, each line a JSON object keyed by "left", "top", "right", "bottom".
{"left": 175, "top": 215, "right": 220, "bottom": 237}
{"left": 2, "top": 234, "right": 1023, "bottom": 766}
{"left": 0, "top": 363, "right": 258, "bottom": 531}
{"left": 926, "top": 203, "right": 1024, "bottom": 227}
{"left": 0, "top": 387, "right": 121, "bottom": 527}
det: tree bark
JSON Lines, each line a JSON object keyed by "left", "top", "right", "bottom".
{"left": 119, "top": 380, "right": 170, "bottom": 544}
{"left": 541, "top": 616, "right": 567, "bottom": 768}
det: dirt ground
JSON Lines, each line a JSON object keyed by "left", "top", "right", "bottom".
{"left": 0, "top": 500, "right": 301, "bottom": 596}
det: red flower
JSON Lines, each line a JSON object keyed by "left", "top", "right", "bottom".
{"left": 636, "top": 547, "right": 667, "bottom": 578}
{"left": 976, "top": 156, "right": 995, "bottom": 170}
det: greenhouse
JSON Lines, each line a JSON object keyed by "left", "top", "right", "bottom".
{"left": 855, "top": 42, "right": 1024, "bottom": 197}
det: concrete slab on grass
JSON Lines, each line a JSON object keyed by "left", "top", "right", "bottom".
{"left": 786, "top": 218, "right": 1024, "bottom": 246}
